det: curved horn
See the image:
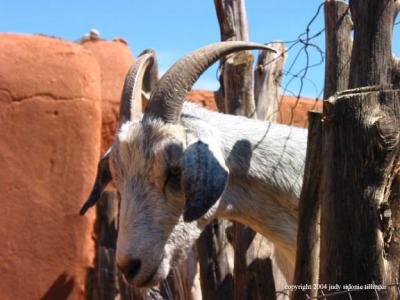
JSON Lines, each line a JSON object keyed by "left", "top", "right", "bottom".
{"left": 119, "top": 49, "right": 159, "bottom": 125}
{"left": 143, "top": 41, "right": 276, "bottom": 123}
{"left": 79, "top": 50, "right": 159, "bottom": 215}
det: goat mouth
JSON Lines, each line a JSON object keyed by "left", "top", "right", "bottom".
{"left": 136, "top": 267, "right": 160, "bottom": 288}
{"left": 134, "top": 254, "right": 167, "bottom": 288}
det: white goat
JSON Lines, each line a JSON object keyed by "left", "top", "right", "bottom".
{"left": 80, "top": 41, "right": 307, "bottom": 288}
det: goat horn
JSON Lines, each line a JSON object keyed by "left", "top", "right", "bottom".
{"left": 119, "top": 49, "right": 159, "bottom": 124}
{"left": 79, "top": 50, "right": 159, "bottom": 215}
{"left": 143, "top": 41, "right": 276, "bottom": 123}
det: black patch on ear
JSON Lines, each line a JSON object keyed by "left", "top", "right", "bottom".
{"left": 182, "top": 141, "right": 228, "bottom": 222}
{"left": 79, "top": 153, "right": 112, "bottom": 215}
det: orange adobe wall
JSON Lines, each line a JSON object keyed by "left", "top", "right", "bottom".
{"left": 278, "top": 95, "right": 322, "bottom": 128}
{"left": 0, "top": 33, "right": 141, "bottom": 300}
{"left": 187, "top": 90, "right": 218, "bottom": 111}
{"left": 0, "top": 34, "right": 102, "bottom": 300}
{"left": 81, "top": 39, "right": 134, "bottom": 153}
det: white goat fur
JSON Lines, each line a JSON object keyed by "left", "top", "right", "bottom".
{"left": 111, "top": 101, "right": 307, "bottom": 287}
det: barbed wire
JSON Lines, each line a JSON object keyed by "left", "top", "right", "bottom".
{"left": 214, "top": 0, "right": 400, "bottom": 125}
{"left": 263, "top": 1, "right": 327, "bottom": 125}
{"left": 213, "top": 1, "right": 327, "bottom": 126}
{"left": 274, "top": 1, "right": 399, "bottom": 126}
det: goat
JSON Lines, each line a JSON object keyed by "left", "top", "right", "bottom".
{"left": 80, "top": 41, "right": 307, "bottom": 288}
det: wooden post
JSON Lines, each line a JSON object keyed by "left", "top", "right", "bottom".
{"left": 214, "top": 0, "right": 256, "bottom": 118}
{"left": 232, "top": 225, "right": 291, "bottom": 300}
{"left": 349, "top": 0, "right": 397, "bottom": 88}
{"left": 94, "top": 190, "right": 119, "bottom": 300}
{"left": 323, "top": 0, "right": 352, "bottom": 99}
{"left": 214, "top": 0, "right": 249, "bottom": 41}
{"left": 194, "top": 1, "right": 255, "bottom": 299}
{"left": 292, "top": 3, "right": 353, "bottom": 299}
{"left": 386, "top": 171, "right": 400, "bottom": 293}
{"left": 213, "top": 1, "right": 288, "bottom": 300}
{"left": 319, "top": 2, "right": 400, "bottom": 299}
{"left": 222, "top": 51, "right": 256, "bottom": 117}
{"left": 194, "top": 82, "right": 235, "bottom": 300}
{"left": 321, "top": 85, "right": 400, "bottom": 299}
{"left": 254, "top": 41, "right": 286, "bottom": 121}
{"left": 196, "top": 220, "right": 234, "bottom": 300}
{"left": 292, "top": 112, "right": 322, "bottom": 300}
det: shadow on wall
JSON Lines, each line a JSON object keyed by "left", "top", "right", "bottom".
{"left": 41, "top": 272, "right": 75, "bottom": 300}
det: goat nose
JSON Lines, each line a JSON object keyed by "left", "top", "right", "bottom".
{"left": 117, "top": 256, "right": 142, "bottom": 282}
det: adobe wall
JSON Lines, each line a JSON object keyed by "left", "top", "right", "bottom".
{"left": 0, "top": 34, "right": 101, "bottom": 300}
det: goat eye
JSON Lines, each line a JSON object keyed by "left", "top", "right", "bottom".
{"left": 169, "top": 166, "right": 181, "bottom": 176}
{"left": 165, "top": 165, "right": 182, "bottom": 192}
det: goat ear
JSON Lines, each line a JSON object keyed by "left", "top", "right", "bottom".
{"left": 79, "top": 149, "right": 112, "bottom": 215}
{"left": 181, "top": 141, "right": 229, "bottom": 222}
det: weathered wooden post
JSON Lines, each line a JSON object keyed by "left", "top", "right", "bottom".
{"left": 213, "top": 1, "right": 290, "bottom": 299}
{"left": 292, "top": 2, "right": 352, "bottom": 299}
{"left": 254, "top": 41, "right": 286, "bottom": 122}
{"left": 320, "top": 1, "right": 400, "bottom": 299}
{"left": 193, "top": 1, "right": 256, "bottom": 299}
{"left": 93, "top": 191, "right": 119, "bottom": 300}
{"left": 321, "top": 85, "right": 400, "bottom": 299}
{"left": 214, "top": 0, "right": 255, "bottom": 118}
{"left": 231, "top": 226, "right": 290, "bottom": 300}
{"left": 213, "top": 4, "right": 259, "bottom": 297}
{"left": 292, "top": 112, "right": 322, "bottom": 300}
{"left": 196, "top": 220, "right": 234, "bottom": 300}
{"left": 323, "top": 0, "right": 352, "bottom": 99}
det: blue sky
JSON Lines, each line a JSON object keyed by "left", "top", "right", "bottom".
{"left": 1, "top": 1, "right": 399, "bottom": 98}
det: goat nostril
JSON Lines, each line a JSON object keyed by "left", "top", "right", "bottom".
{"left": 119, "top": 258, "right": 141, "bottom": 281}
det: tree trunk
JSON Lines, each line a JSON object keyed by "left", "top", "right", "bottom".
{"left": 320, "top": 85, "right": 400, "bottom": 299}
{"left": 254, "top": 41, "right": 286, "bottom": 121}
{"left": 292, "top": 112, "right": 322, "bottom": 300}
